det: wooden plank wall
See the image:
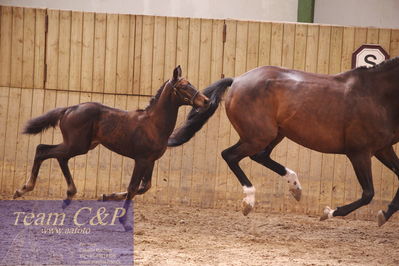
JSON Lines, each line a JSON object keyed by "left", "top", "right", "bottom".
{"left": 1, "top": 6, "right": 399, "bottom": 220}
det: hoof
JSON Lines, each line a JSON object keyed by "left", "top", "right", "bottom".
{"left": 289, "top": 187, "right": 302, "bottom": 201}
{"left": 98, "top": 194, "right": 106, "bottom": 202}
{"left": 62, "top": 199, "right": 71, "bottom": 209}
{"left": 242, "top": 200, "right": 253, "bottom": 216}
{"left": 377, "top": 210, "right": 386, "bottom": 227}
{"left": 123, "top": 224, "right": 133, "bottom": 232}
{"left": 320, "top": 206, "right": 333, "bottom": 221}
{"left": 13, "top": 190, "right": 21, "bottom": 199}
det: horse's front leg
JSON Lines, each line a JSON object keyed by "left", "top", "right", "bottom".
{"left": 374, "top": 146, "right": 399, "bottom": 226}
{"left": 320, "top": 153, "right": 374, "bottom": 221}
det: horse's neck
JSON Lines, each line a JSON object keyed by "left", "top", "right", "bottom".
{"left": 149, "top": 88, "right": 179, "bottom": 137}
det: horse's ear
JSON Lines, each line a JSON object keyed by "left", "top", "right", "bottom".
{"left": 173, "top": 65, "right": 182, "bottom": 81}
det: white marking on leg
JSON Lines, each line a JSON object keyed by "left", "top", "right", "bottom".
{"left": 283, "top": 168, "right": 302, "bottom": 191}
{"left": 324, "top": 206, "right": 335, "bottom": 219}
{"left": 243, "top": 186, "right": 256, "bottom": 207}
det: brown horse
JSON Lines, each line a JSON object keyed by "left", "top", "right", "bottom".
{"left": 169, "top": 57, "right": 399, "bottom": 226}
{"left": 14, "top": 66, "right": 209, "bottom": 229}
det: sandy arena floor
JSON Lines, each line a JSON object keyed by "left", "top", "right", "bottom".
{"left": 133, "top": 203, "right": 399, "bottom": 266}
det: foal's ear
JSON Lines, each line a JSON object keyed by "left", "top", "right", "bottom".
{"left": 173, "top": 65, "right": 182, "bottom": 81}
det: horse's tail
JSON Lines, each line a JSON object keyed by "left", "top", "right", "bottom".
{"left": 23, "top": 107, "right": 68, "bottom": 135}
{"left": 168, "top": 77, "right": 234, "bottom": 147}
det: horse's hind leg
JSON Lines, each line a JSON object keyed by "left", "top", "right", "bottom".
{"left": 374, "top": 146, "right": 399, "bottom": 226}
{"left": 14, "top": 144, "right": 56, "bottom": 199}
{"left": 320, "top": 152, "right": 374, "bottom": 221}
{"left": 221, "top": 141, "right": 264, "bottom": 216}
{"left": 249, "top": 135, "right": 302, "bottom": 201}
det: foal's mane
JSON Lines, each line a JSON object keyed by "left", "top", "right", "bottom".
{"left": 138, "top": 81, "right": 168, "bottom": 111}
{"left": 353, "top": 56, "right": 399, "bottom": 73}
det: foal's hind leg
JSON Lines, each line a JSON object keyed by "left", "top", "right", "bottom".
{"left": 250, "top": 135, "right": 302, "bottom": 201}
{"left": 221, "top": 141, "right": 264, "bottom": 216}
{"left": 374, "top": 146, "right": 399, "bottom": 226}
{"left": 14, "top": 144, "right": 56, "bottom": 199}
{"left": 320, "top": 153, "right": 374, "bottom": 221}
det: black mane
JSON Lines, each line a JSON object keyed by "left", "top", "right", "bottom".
{"left": 354, "top": 56, "right": 399, "bottom": 73}
{"left": 138, "top": 81, "right": 168, "bottom": 111}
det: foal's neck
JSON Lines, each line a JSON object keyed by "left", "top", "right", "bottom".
{"left": 149, "top": 85, "right": 180, "bottom": 137}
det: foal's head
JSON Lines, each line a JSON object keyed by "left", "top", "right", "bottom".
{"left": 168, "top": 66, "right": 209, "bottom": 108}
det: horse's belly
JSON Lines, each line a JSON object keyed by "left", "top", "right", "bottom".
{"left": 280, "top": 120, "right": 345, "bottom": 154}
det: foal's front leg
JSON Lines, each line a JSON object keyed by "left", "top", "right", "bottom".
{"left": 119, "top": 160, "right": 154, "bottom": 231}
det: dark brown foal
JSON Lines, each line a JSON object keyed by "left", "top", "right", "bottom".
{"left": 14, "top": 66, "right": 209, "bottom": 230}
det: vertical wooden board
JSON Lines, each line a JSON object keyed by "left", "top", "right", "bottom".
{"left": 69, "top": 12, "right": 83, "bottom": 91}
{"left": 0, "top": 7, "right": 12, "bottom": 87}
{"left": 22, "top": 8, "right": 35, "bottom": 89}
{"left": 92, "top": 13, "right": 106, "bottom": 93}
{"left": 126, "top": 15, "right": 136, "bottom": 94}
{"left": 104, "top": 14, "right": 118, "bottom": 93}
{"left": 151, "top": 17, "right": 167, "bottom": 205}
{"left": 181, "top": 18, "right": 201, "bottom": 207}
{"left": 169, "top": 17, "right": 189, "bottom": 205}
{"left": 33, "top": 9, "right": 46, "bottom": 89}
{"left": 354, "top": 27, "right": 367, "bottom": 50}
{"left": 163, "top": 17, "right": 179, "bottom": 204}
{"left": 366, "top": 28, "right": 379, "bottom": 44}
{"left": 291, "top": 24, "right": 308, "bottom": 214}
{"left": 10, "top": 7, "right": 24, "bottom": 88}
{"left": 194, "top": 19, "right": 213, "bottom": 208}
{"left": 57, "top": 11, "right": 71, "bottom": 91}
{"left": 140, "top": 16, "right": 154, "bottom": 95}
{"left": 293, "top": 24, "right": 307, "bottom": 70}
{"left": 258, "top": 22, "right": 272, "bottom": 67}
{"left": 341, "top": 27, "right": 355, "bottom": 72}
{"left": 81, "top": 12, "right": 94, "bottom": 92}
{"left": 234, "top": 21, "right": 248, "bottom": 75}
{"left": 269, "top": 23, "right": 284, "bottom": 213}
{"left": 152, "top": 16, "right": 166, "bottom": 95}
{"left": 108, "top": 95, "right": 126, "bottom": 196}
{"left": 201, "top": 19, "right": 223, "bottom": 208}
{"left": 13, "top": 89, "right": 33, "bottom": 195}
{"left": 48, "top": 91, "right": 68, "bottom": 198}
{"left": 46, "top": 9, "right": 60, "bottom": 90}
{"left": 66, "top": 92, "right": 83, "bottom": 196}
{"left": 132, "top": 16, "right": 142, "bottom": 95}
{"left": 96, "top": 94, "right": 115, "bottom": 197}
{"left": 26, "top": 88, "right": 44, "bottom": 196}
{"left": 246, "top": 22, "right": 259, "bottom": 70}
{"left": 304, "top": 25, "right": 321, "bottom": 215}
{"left": 257, "top": 22, "right": 273, "bottom": 210}
{"left": 217, "top": 20, "right": 236, "bottom": 208}
{"left": 329, "top": 27, "right": 347, "bottom": 212}
{"left": 0, "top": 87, "right": 10, "bottom": 193}
{"left": 84, "top": 92, "right": 101, "bottom": 198}
{"left": 2, "top": 88, "right": 21, "bottom": 194}
{"left": 116, "top": 14, "right": 130, "bottom": 94}
{"left": 281, "top": 23, "right": 297, "bottom": 213}
{"left": 390, "top": 29, "right": 399, "bottom": 57}
{"left": 317, "top": 25, "right": 333, "bottom": 215}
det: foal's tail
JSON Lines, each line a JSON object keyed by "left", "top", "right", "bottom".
{"left": 168, "top": 77, "right": 234, "bottom": 147}
{"left": 23, "top": 107, "right": 68, "bottom": 135}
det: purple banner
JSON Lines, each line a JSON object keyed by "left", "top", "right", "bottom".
{"left": 0, "top": 200, "right": 133, "bottom": 266}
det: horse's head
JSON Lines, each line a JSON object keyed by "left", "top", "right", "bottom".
{"left": 169, "top": 66, "right": 209, "bottom": 108}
